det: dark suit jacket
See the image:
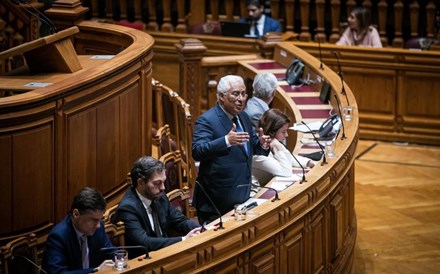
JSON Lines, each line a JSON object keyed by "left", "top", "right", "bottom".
{"left": 192, "top": 103, "right": 268, "bottom": 221}
{"left": 112, "top": 187, "right": 200, "bottom": 258}
{"left": 240, "top": 15, "right": 281, "bottom": 37}
{"left": 42, "top": 215, "right": 113, "bottom": 274}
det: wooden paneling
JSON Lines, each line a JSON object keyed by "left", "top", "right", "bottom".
{"left": 13, "top": 124, "right": 54, "bottom": 230}
{"left": 0, "top": 22, "right": 154, "bottom": 239}
{"left": 100, "top": 42, "right": 357, "bottom": 274}
{"left": 282, "top": 222, "right": 305, "bottom": 274}
{"left": 0, "top": 136, "right": 12, "bottom": 235}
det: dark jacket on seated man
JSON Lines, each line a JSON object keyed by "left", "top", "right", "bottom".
{"left": 42, "top": 187, "right": 114, "bottom": 274}
{"left": 113, "top": 156, "right": 200, "bottom": 259}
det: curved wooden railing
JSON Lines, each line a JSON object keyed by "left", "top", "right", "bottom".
{"left": 100, "top": 42, "right": 358, "bottom": 274}
{"left": 0, "top": 21, "right": 153, "bottom": 241}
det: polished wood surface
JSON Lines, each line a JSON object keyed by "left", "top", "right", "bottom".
{"left": 100, "top": 42, "right": 358, "bottom": 274}
{"left": 354, "top": 140, "right": 440, "bottom": 273}
{"left": 0, "top": 22, "right": 153, "bottom": 239}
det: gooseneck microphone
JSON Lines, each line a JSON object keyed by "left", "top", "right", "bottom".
{"left": 281, "top": 142, "right": 307, "bottom": 183}
{"left": 314, "top": 29, "right": 324, "bottom": 70}
{"left": 100, "top": 246, "right": 150, "bottom": 259}
{"left": 333, "top": 51, "right": 350, "bottom": 106}
{"left": 12, "top": 255, "right": 48, "bottom": 274}
{"left": 195, "top": 181, "right": 224, "bottom": 229}
{"left": 12, "top": 0, "right": 57, "bottom": 34}
{"left": 333, "top": 94, "right": 347, "bottom": 140}
{"left": 301, "top": 121, "right": 327, "bottom": 165}
{"left": 261, "top": 186, "right": 280, "bottom": 202}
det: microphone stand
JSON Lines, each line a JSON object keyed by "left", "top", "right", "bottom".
{"left": 333, "top": 94, "right": 347, "bottom": 140}
{"left": 281, "top": 142, "right": 307, "bottom": 183}
{"left": 14, "top": 0, "right": 57, "bottom": 34}
{"left": 314, "top": 28, "right": 324, "bottom": 70}
{"left": 301, "top": 121, "right": 327, "bottom": 165}
{"left": 260, "top": 186, "right": 280, "bottom": 202}
{"left": 195, "top": 181, "right": 224, "bottom": 229}
{"left": 12, "top": 255, "right": 48, "bottom": 274}
{"left": 333, "top": 51, "right": 350, "bottom": 106}
{"left": 100, "top": 246, "right": 150, "bottom": 259}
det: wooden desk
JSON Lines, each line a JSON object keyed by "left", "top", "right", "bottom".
{"left": 101, "top": 43, "right": 358, "bottom": 274}
{"left": 0, "top": 21, "right": 154, "bottom": 240}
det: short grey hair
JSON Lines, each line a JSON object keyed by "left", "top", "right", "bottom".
{"left": 252, "top": 73, "right": 278, "bottom": 100}
{"left": 217, "top": 75, "right": 245, "bottom": 99}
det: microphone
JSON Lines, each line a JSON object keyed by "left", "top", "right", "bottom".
{"left": 237, "top": 184, "right": 280, "bottom": 202}
{"left": 301, "top": 121, "right": 327, "bottom": 165}
{"left": 195, "top": 181, "right": 224, "bottom": 229}
{"left": 314, "top": 29, "right": 324, "bottom": 70}
{"left": 333, "top": 94, "right": 347, "bottom": 140}
{"left": 261, "top": 186, "right": 280, "bottom": 202}
{"left": 11, "top": 0, "right": 57, "bottom": 34}
{"left": 281, "top": 142, "right": 307, "bottom": 183}
{"left": 332, "top": 51, "right": 350, "bottom": 106}
{"left": 12, "top": 255, "right": 48, "bottom": 274}
{"left": 100, "top": 245, "right": 150, "bottom": 259}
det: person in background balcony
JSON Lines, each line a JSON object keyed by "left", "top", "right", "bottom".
{"left": 336, "top": 7, "right": 382, "bottom": 48}
{"left": 240, "top": 0, "right": 281, "bottom": 37}
{"left": 112, "top": 156, "right": 201, "bottom": 259}
{"left": 42, "top": 187, "right": 115, "bottom": 274}
{"left": 244, "top": 72, "right": 278, "bottom": 129}
{"left": 251, "top": 109, "right": 317, "bottom": 196}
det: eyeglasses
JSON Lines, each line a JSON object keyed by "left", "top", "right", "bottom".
{"left": 229, "top": 90, "right": 248, "bottom": 98}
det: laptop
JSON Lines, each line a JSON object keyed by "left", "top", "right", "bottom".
{"left": 220, "top": 21, "right": 254, "bottom": 38}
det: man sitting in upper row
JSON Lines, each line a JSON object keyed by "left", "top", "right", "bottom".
{"left": 240, "top": 0, "right": 281, "bottom": 37}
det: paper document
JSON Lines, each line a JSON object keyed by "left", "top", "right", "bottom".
{"left": 290, "top": 121, "right": 323, "bottom": 133}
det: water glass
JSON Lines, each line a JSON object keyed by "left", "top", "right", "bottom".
{"left": 325, "top": 141, "right": 336, "bottom": 158}
{"left": 114, "top": 249, "right": 128, "bottom": 270}
{"left": 343, "top": 106, "right": 353, "bottom": 121}
{"left": 234, "top": 204, "right": 247, "bottom": 221}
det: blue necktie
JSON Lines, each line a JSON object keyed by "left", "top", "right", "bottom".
{"left": 232, "top": 116, "right": 248, "bottom": 154}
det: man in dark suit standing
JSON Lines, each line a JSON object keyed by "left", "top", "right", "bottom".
{"left": 113, "top": 156, "right": 201, "bottom": 259}
{"left": 42, "top": 187, "right": 115, "bottom": 273}
{"left": 192, "top": 75, "right": 271, "bottom": 224}
{"left": 240, "top": 0, "right": 281, "bottom": 37}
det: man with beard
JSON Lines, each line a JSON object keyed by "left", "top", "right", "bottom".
{"left": 192, "top": 75, "right": 271, "bottom": 224}
{"left": 240, "top": 0, "right": 281, "bottom": 37}
{"left": 113, "top": 156, "right": 201, "bottom": 258}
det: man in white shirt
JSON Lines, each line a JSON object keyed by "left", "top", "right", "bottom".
{"left": 241, "top": 0, "right": 281, "bottom": 37}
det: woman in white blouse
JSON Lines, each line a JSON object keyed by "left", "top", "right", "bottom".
{"left": 251, "top": 109, "right": 316, "bottom": 195}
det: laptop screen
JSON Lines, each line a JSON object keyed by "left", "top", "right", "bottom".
{"left": 220, "top": 21, "right": 254, "bottom": 38}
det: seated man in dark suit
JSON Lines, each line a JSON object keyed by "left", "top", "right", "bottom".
{"left": 240, "top": 0, "right": 281, "bottom": 37}
{"left": 113, "top": 156, "right": 201, "bottom": 259}
{"left": 42, "top": 187, "right": 115, "bottom": 273}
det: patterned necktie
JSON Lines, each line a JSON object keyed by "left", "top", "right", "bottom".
{"left": 150, "top": 202, "right": 162, "bottom": 237}
{"left": 80, "top": 234, "right": 89, "bottom": 269}
{"left": 232, "top": 116, "right": 248, "bottom": 154}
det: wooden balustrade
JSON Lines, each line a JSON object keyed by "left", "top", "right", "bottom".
{"left": 78, "top": 0, "right": 440, "bottom": 47}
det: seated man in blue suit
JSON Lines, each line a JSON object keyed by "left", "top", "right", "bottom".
{"left": 192, "top": 75, "right": 272, "bottom": 224}
{"left": 244, "top": 72, "right": 278, "bottom": 128}
{"left": 240, "top": 0, "right": 281, "bottom": 37}
{"left": 42, "top": 187, "right": 115, "bottom": 274}
{"left": 113, "top": 156, "right": 201, "bottom": 259}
